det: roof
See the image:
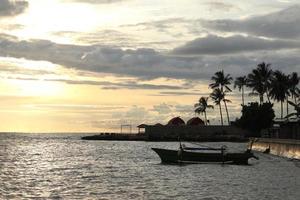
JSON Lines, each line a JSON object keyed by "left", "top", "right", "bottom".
{"left": 186, "top": 117, "right": 205, "bottom": 126}
{"left": 154, "top": 123, "right": 164, "bottom": 126}
{"left": 137, "top": 124, "right": 147, "bottom": 128}
{"left": 167, "top": 117, "right": 185, "bottom": 126}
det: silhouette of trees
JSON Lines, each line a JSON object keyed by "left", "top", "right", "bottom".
{"left": 234, "top": 76, "right": 247, "bottom": 106}
{"left": 210, "top": 88, "right": 225, "bottom": 126}
{"left": 194, "top": 62, "right": 299, "bottom": 126}
{"left": 194, "top": 97, "right": 214, "bottom": 125}
{"left": 235, "top": 102, "right": 275, "bottom": 136}
{"left": 247, "top": 62, "right": 272, "bottom": 104}
{"left": 269, "top": 71, "right": 290, "bottom": 119}
{"left": 209, "top": 70, "right": 232, "bottom": 125}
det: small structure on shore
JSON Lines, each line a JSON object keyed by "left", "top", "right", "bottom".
{"left": 137, "top": 124, "right": 147, "bottom": 134}
{"left": 167, "top": 117, "right": 185, "bottom": 126}
{"left": 144, "top": 116, "right": 250, "bottom": 141}
{"left": 268, "top": 118, "right": 300, "bottom": 139}
{"left": 186, "top": 117, "right": 205, "bottom": 126}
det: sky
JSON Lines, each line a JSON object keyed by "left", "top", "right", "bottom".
{"left": 0, "top": 0, "right": 299, "bottom": 133}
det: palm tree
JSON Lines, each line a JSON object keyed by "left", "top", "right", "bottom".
{"left": 209, "top": 70, "right": 233, "bottom": 92}
{"left": 194, "top": 97, "right": 214, "bottom": 125}
{"left": 210, "top": 88, "right": 225, "bottom": 126}
{"left": 288, "top": 72, "right": 300, "bottom": 104}
{"left": 209, "top": 70, "right": 232, "bottom": 125}
{"left": 234, "top": 76, "right": 247, "bottom": 106}
{"left": 247, "top": 62, "right": 273, "bottom": 104}
{"left": 269, "top": 70, "right": 290, "bottom": 119}
{"left": 285, "top": 100, "right": 300, "bottom": 119}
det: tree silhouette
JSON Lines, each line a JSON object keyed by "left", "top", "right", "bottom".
{"left": 247, "top": 62, "right": 272, "bottom": 104}
{"left": 194, "top": 97, "right": 214, "bottom": 125}
{"left": 209, "top": 70, "right": 232, "bottom": 125}
{"left": 269, "top": 70, "right": 290, "bottom": 119}
{"left": 234, "top": 76, "right": 247, "bottom": 106}
{"left": 210, "top": 88, "right": 225, "bottom": 126}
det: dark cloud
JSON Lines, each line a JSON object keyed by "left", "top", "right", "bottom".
{"left": 172, "top": 35, "right": 300, "bottom": 55}
{"left": 55, "top": 79, "right": 184, "bottom": 90}
{"left": 0, "top": 34, "right": 299, "bottom": 82}
{"left": 202, "top": 5, "right": 300, "bottom": 39}
{"left": 0, "top": 0, "right": 28, "bottom": 16}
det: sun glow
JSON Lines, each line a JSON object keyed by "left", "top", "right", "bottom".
{"left": 13, "top": 80, "right": 63, "bottom": 97}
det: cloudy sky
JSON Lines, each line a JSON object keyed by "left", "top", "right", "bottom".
{"left": 0, "top": 0, "right": 299, "bottom": 132}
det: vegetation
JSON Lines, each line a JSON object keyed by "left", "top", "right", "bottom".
{"left": 209, "top": 70, "right": 232, "bottom": 125}
{"left": 210, "top": 88, "right": 225, "bottom": 125}
{"left": 269, "top": 70, "right": 290, "bottom": 118}
{"left": 235, "top": 102, "right": 275, "bottom": 136}
{"left": 194, "top": 97, "right": 214, "bottom": 125}
{"left": 234, "top": 76, "right": 247, "bottom": 106}
{"left": 286, "top": 101, "right": 300, "bottom": 119}
{"left": 194, "top": 62, "right": 299, "bottom": 134}
{"left": 247, "top": 62, "right": 273, "bottom": 104}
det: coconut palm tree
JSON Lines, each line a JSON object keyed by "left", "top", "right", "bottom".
{"left": 285, "top": 101, "right": 300, "bottom": 119}
{"left": 209, "top": 70, "right": 233, "bottom": 92}
{"left": 269, "top": 70, "right": 290, "bottom": 119}
{"left": 247, "top": 62, "right": 273, "bottom": 104}
{"left": 288, "top": 72, "right": 300, "bottom": 104}
{"left": 209, "top": 70, "right": 232, "bottom": 125}
{"left": 210, "top": 88, "right": 224, "bottom": 126}
{"left": 234, "top": 76, "right": 247, "bottom": 106}
{"left": 194, "top": 97, "right": 214, "bottom": 125}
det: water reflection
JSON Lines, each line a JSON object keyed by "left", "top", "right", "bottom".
{"left": 0, "top": 133, "right": 299, "bottom": 199}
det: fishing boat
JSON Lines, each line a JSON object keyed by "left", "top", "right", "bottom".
{"left": 152, "top": 143, "right": 258, "bottom": 165}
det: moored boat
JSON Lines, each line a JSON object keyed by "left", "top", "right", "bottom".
{"left": 152, "top": 144, "right": 258, "bottom": 165}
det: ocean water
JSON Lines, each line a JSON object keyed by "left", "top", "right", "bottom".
{"left": 0, "top": 133, "right": 299, "bottom": 200}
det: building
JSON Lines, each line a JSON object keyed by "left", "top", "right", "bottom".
{"left": 141, "top": 116, "right": 251, "bottom": 141}
{"left": 269, "top": 118, "right": 300, "bottom": 139}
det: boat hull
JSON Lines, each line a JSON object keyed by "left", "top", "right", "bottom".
{"left": 152, "top": 148, "right": 256, "bottom": 165}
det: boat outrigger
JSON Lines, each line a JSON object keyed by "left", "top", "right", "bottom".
{"left": 152, "top": 142, "right": 258, "bottom": 165}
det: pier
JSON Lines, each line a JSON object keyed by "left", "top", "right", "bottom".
{"left": 249, "top": 138, "right": 300, "bottom": 159}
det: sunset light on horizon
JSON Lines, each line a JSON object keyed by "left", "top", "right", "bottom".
{"left": 0, "top": 0, "right": 299, "bottom": 132}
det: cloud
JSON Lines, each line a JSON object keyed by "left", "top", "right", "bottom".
{"left": 53, "top": 30, "right": 138, "bottom": 46}
{"left": 0, "top": 0, "right": 28, "bottom": 16}
{"left": 204, "top": 1, "right": 235, "bottom": 11}
{"left": 172, "top": 35, "right": 300, "bottom": 55}
{"left": 0, "top": 34, "right": 299, "bottom": 82}
{"left": 64, "top": 0, "right": 126, "bottom": 4}
{"left": 152, "top": 103, "right": 173, "bottom": 115}
{"left": 47, "top": 79, "right": 184, "bottom": 90}
{"left": 156, "top": 91, "right": 210, "bottom": 96}
{"left": 202, "top": 5, "right": 300, "bottom": 39}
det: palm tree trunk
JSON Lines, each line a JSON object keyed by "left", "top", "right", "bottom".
{"left": 286, "top": 96, "right": 289, "bottom": 117}
{"left": 219, "top": 104, "right": 223, "bottom": 126}
{"left": 204, "top": 111, "right": 207, "bottom": 125}
{"left": 281, "top": 100, "right": 283, "bottom": 119}
{"left": 242, "top": 86, "right": 245, "bottom": 106}
{"left": 259, "top": 94, "right": 263, "bottom": 104}
{"left": 266, "top": 91, "right": 271, "bottom": 103}
{"left": 223, "top": 100, "right": 230, "bottom": 125}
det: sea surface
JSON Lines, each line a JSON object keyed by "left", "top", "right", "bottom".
{"left": 0, "top": 133, "right": 299, "bottom": 200}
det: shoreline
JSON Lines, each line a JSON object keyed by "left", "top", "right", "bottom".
{"left": 81, "top": 133, "right": 249, "bottom": 142}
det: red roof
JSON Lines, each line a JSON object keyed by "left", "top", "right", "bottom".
{"left": 137, "top": 124, "right": 147, "bottom": 128}
{"left": 186, "top": 117, "right": 205, "bottom": 126}
{"left": 167, "top": 117, "right": 185, "bottom": 126}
